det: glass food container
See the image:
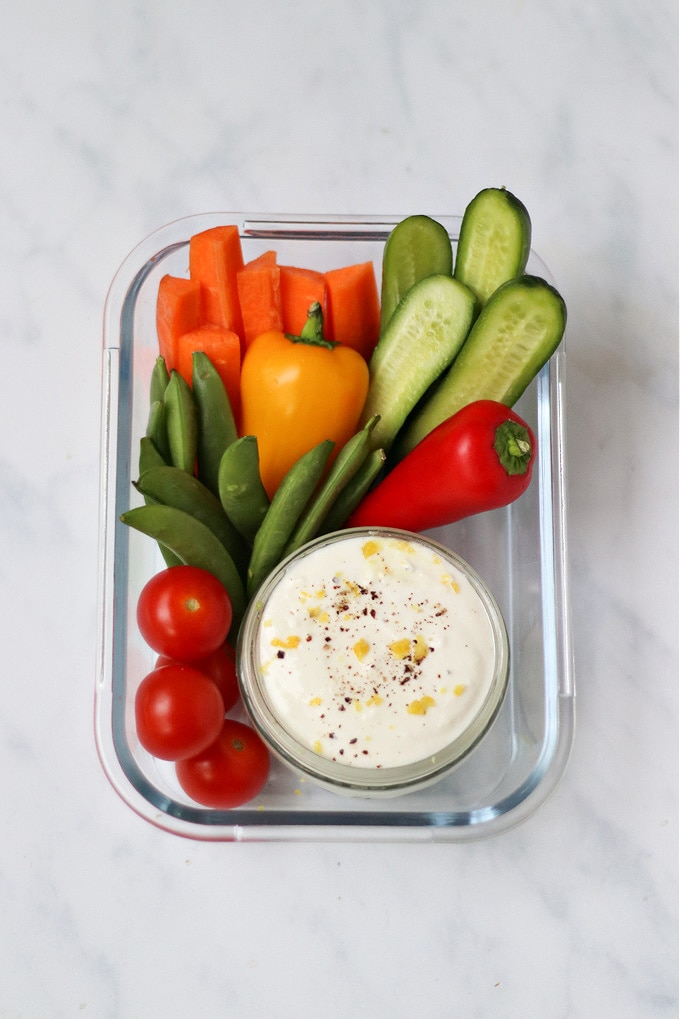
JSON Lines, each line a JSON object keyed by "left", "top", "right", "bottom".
{"left": 96, "top": 213, "right": 574, "bottom": 842}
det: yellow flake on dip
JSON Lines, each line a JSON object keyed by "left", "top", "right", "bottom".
{"left": 362, "top": 540, "right": 381, "bottom": 558}
{"left": 271, "top": 635, "right": 300, "bottom": 650}
{"left": 395, "top": 539, "right": 415, "bottom": 554}
{"left": 441, "top": 574, "right": 460, "bottom": 593}
{"left": 412, "top": 634, "right": 429, "bottom": 663}
{"left": 353, "top": 638, "right": 370, "bottom": 661}
{"left": 365, "top": 694, "right": 383, "bottom": 707}
{"left": 309, "top": 606, "right": 329, "bottom": 623}
{"left": 454, "top": 684, "right": 467, "bottom": 697}
{"left": 309, "top": 696, "right": 322, "bottom": 706}
{"left": 407, "top": 695, "right": 436, "bottom": 715}
{"left": 389, "top": 638, "right": 411, "bottom": 659}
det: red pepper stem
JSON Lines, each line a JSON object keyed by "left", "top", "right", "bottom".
{"left": 287, "top": 301, "right": 339, "bottom": 350}
{"left": 493, "top": 419, "right": 533, "bottom": 475}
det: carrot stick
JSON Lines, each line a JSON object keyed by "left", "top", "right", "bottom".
{"left": 237, "top": 251, "right": 283, "bottom": 349}
{"left": 176, "top": 325, "right": 241, "bottom": 420}
{"left": 244, "top": 250, "right": 277, "bottom": 267}
{"left": 188, "top": 225, "right": 245, "bottom": 342}
{"left": 325, "top": 261, "right": 381, "bottom": 361}
{"left": 156, "top": 275, "right": 202, "bottom": 371}
{"left": 279, "top": 265, "right": 327, "bottom": 336}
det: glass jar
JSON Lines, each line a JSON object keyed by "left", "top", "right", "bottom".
{"left": 237, "top": 527, "right": 510, "bottom": 798}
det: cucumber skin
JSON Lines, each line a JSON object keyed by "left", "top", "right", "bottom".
{"left": 361, "top": 274, "right": 476, "bottom": 453}
{"left": 454, "top": 187, "right": 532, "bottom": 307}
{"left": 379, "top": 215, "right": 453, "bottom": 335}
{"left": 398, "top": 275, "right": 566, "bottom": 455}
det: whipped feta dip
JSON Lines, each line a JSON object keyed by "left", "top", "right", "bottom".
{"left": 247, "top": 532, "right": 505, "bottom": 771}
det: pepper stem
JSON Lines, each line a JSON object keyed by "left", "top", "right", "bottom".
{"left": 493, "top": 420, "right": 533, "bottom": 475}
{"left": 288, "top": 302, "right": 339, "bottom": 350}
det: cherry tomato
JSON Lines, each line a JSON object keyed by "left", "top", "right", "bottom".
{"left": 156, "top": 643, "right": 240, "bottom": 713}
{"left": 135, "top": 664, "right": 225, "bottom": 761}
{"left": 176, "top": 719, "right": 270, "bottom": 808}
{"left": 137, "top": 566, "right": 232, "bottom": 660}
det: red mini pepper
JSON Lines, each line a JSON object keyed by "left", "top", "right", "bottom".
{"left": 346, "top": 400, "right": 536, "bottom": 532}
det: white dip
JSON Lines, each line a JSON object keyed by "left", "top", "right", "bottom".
{"left": 254, "top": 533, "right": 501, "bottom": 769}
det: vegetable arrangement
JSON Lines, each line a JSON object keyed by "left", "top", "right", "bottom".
{"left": 120, "top": 187, "right": 567, "bottom": 809}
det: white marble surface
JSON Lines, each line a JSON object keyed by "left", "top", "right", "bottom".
{"left": 1, "top": 1, "right": 677, "bottom": 1017}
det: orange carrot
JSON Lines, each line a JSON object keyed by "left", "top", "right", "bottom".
{"left": 325, "top": 261, "right": 381, "bottom": 361}
{"left": 176, "top": 325, "right": 241, "bottom": 420}
{"left": 237, "top": 251, "right": 283, "bottom": 349}
{"left": 155, "top": 275, "right": 202, "bottom": 372}
{"left": 279, "top": 265, "right": 327, "bottom": 336}
{"left": 244, "top": 250, "right": 277, "bottom": 268}
{"left": 188, "top": 225, "right": 245, "bottom": 341}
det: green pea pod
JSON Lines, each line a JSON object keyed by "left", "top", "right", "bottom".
{"left": 150, "top": 355, "right": 170, "bottom": 405}
{"left": 283, "top": 416, "right": 380, "bottom": 556}
{"left": 137, "top": 437, "right": 183, "bottom": 567}
{"left": 379, "top": 215, "right": 453, "bottom": 336}
{"left": 192, "top": 351, "right": 238, "bottom": 497}
{"left": 319, "top": 447, "right": 387, "bottom": 535}
{"left": 134, "top": 464, "right": 248, "bottom": 577}
{"left": 145, "top": 400, "right": 171, "bottom": 465}
{"left": 218, "top": 436, "right": 270, "bottom": 544}
{"left": 120, "top": 504, "right": 246, "bottom": 640}
{"left": 247, "top": 439, "right": 335, "bottom": 599}
{"left": 139, "top": 435, "right": 167, "bottom": 475}
{"left": 165, "top": 369, "right": 197, "bottom": 474}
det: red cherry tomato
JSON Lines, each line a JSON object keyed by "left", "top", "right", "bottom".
{"left": 156, "top": 643, "right": 240, "bottom": 713}
{"left": 137, "top": 566, "right": 232, "bottom": 660}
{"left": 176, "top": 719, "right": 270, "bottom": 808}
{"left": 135, "top": 664, "right": 225, "bottom": 761}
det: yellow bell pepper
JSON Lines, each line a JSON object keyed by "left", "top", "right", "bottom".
{"left": 240, "top": 302, "right": 369, "bottom": 498}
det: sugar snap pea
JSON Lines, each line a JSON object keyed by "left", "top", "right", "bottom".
{"left": 319, "top": 447, "right": 386, "bottom": 535}
{"left": 283, "top": 416, "right": 379, "bottom": 556}
{"left": 145, "top": 400, "right": 171, "bottom": 465}
{"left": 139, "top": 435, "right": 167, "bottom": 475}
{"left": 120, "top": 504, "right": 246, "bottom": 639}
{"left": 134, "top": 465, "right": 248, "bottom": 577}
{"left": 165, "top": 369, "right": 197, "bottom": 474}
{"left": 247, "top": 439, "right": 334, "bottom": 599}
{"left": 137, "top": 437, "right": 183, "bottom": 567}
{"left": 218, "top": 436, "right": 270, "bottom": 544}
{"left": 192, "top": 351, "right": 238, "bottom": 497}
{"left": 150, "top": 355, "right": 170, "bottom": 405}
